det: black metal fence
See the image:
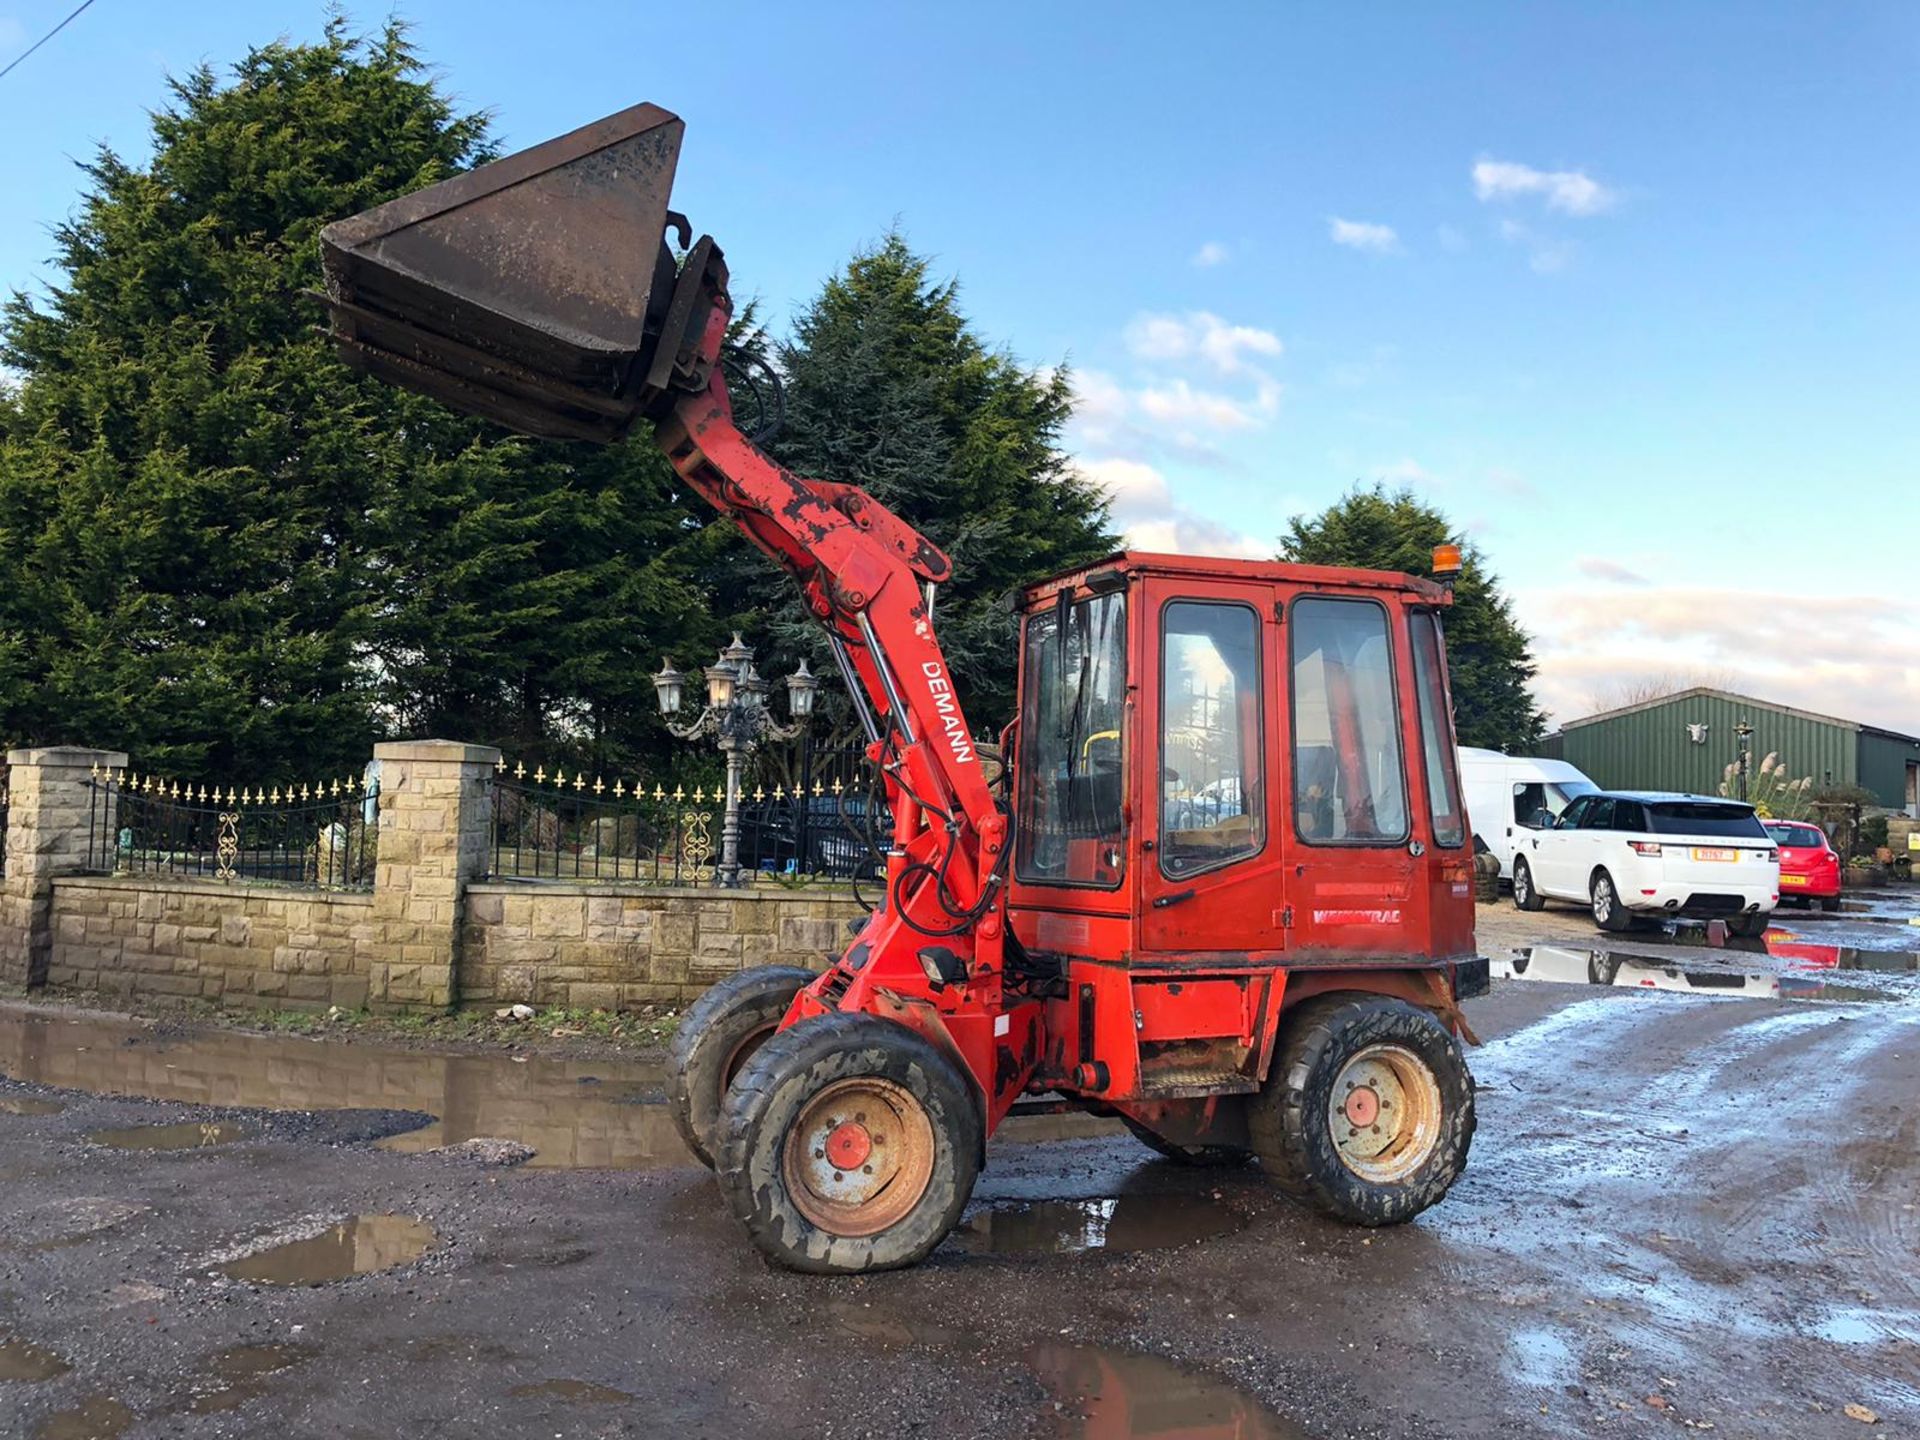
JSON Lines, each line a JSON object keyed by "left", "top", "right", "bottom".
{"left": 84, "top": 770, "right": 379, "bottom": 891}
{"left": 735, "top": 739, "right": 891, "bottom": 881}
{"left": 488, "top": 764, "right": 724, "bottom": 883}
{"left": 488, "top": 740, "right": 890, "bottom": 887}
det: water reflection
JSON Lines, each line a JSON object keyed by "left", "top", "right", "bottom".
{"left": 1499, "top": 947, "right": 1907, "bottom": 1005}
{"left": 217, "top": 1215, "right": 436, "bottom": 1285}
{"left": 958, "top": 1196, "right": 1241, "bottom": 1255}
{"left": 1029, "top": 1344, "right": 1309, "bottom": 1439}
{"left": 0, "top": 1008, "right": 690, "bottom": 1170}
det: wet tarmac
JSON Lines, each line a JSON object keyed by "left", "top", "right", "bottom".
{"left": 959, "top": 1195, "right": 1245, "bottom": 1255}
{"left": 184, "top": 1344, "right": 316, "bottom": 1415}
{"left": 1, "top": 889, "right": 1917, "bottom": 1438}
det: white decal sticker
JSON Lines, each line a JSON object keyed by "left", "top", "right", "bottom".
{"left": 993, "top": 1013, "right": 1011, "bottom": 1037}
{"left": 919, "top": 661, "right": 975, "bottom": 763}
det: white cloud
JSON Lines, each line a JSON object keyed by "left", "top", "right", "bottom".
{"left": 1081, "top": 457, "right": 1272, "bottom": 560}
{"left": 1574, "top": 556, "right": 1650, "bottom": 586}
{"left": 1124, "top": 311, "right": 1282, "bottom": 376}
{"left": 1136, "top": 378, "right": 1270, "bottom": 432}
{"left": 1497, "top": 218, "right": 1573, "bottom": 274}
{"left": 1473, "top": 158, "right": 1617, "bottom": 216}
{"left": 1328, "top": 217, "right": 1400, "bottom": 254}
{"left": 1520, "top": 583, "right": 1920, "bottom": 734}
{"left": 1191, "top": 240, "right": 1230, "bottom": 268}
{"left": 1373, "top": 457, "right": 1437, "bottom": 486}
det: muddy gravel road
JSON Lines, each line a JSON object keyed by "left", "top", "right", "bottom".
{"left": 2, "top": 889, "right": 1917, "bottom": 1439}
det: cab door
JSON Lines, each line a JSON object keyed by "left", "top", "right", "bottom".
{"left": 1283, "top": 594, "right": 1422, "bottom": 957}
{"left": 1138, "top": 580, "right": 1287, "bottom": 955}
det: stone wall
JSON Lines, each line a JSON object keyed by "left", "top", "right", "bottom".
{"left": 4, "top": 739, "right": 868, "bottom": 1014}
{"left": 45, "top": 876, "right": 375, "bottom": 1009}
{"left": 461, "top": 883, "right": 864, "bottom": 1009}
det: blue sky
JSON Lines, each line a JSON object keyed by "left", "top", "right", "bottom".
{"left": 3, "top": 3, "right": 1916, "bottom": 733}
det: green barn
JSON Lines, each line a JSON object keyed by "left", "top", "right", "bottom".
{"left": 1540, "top": 687, "right": 1920, "bottom": 812}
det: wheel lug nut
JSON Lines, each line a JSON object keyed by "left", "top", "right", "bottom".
{"left": 833, "top": 1172, "right": 843, "bottom": 1182}
{"left": 814, "top": 1149, "right": 824, "bottom": 1159}
{"left": 855, "top": 1112, "right": 866, "bottom": 1123}
{"left": 1371, "top": 1125, "right": 1381, "bottom": 1135}
{"left": 862, "top": 1165, "right": 873, "bottom": 1174}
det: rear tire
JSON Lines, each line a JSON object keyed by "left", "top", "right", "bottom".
{"left": 1591, "top": 870, "right": 1633, "bottom": 932}
{"left": 668, "top": 964, "right": 816, "bottom": 1169}
{"left": 1249, "top": 995, "right": 1475, "bottom": 1226}
{"left": 1121, "top": 1114, "right": 1253, "bottom": 1168}
{"left": 717, "top": 1012, "right": 981, "bottom": 1274}
{"left": 1727, "top": 911, "right": 1770, "bottom": 939}
{"left": 1512, "top": 858, "right": 1545, "bottom": 912}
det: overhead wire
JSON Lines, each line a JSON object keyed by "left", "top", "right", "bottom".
{"left": 0, "top": 0, "right": 99, "bottom": 84}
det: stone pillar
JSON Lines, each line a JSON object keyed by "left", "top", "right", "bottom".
{"left": 367, "top": 740, "right": 499, "bottom": 1010}
{"left": 1, "top": 746, "right": 127, "bottom": 989}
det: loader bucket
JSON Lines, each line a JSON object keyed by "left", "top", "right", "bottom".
{"left": 319, "top": 101, "right": 691, "bottom": 442}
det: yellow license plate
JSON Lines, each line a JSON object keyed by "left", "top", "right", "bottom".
{"left": 1691, "top": 847, "right": 1737, "bottom": 862}
{"left": 1780, "top": 873, "right": 1807, "bottom": 886}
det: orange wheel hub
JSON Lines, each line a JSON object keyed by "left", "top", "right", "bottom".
{"left": 1343, "top": 1086, "right": 1380, "bottom": 1127}
{"left": 826, "top": 1121, "right": 872, "bottom": 1171}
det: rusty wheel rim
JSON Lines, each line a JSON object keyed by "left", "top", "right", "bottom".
{"left": 781, "top": 1077, "right": 935, "bottom": 1237}
{"left": 1327, "top": 1044, "right": 1442, "bottom": 1185}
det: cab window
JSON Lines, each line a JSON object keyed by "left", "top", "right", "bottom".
{"left": 1408, "top": 611, "right": 1464, "bottom": 848}
{"left": 1159, "top": 601, "right": 1264, "bottom": 877}
{"left": 1290, "top": 597, "right": 1408, "bottom": 845}
{"left": 1015, "top": 591, "right": 1127, "bottom": 887}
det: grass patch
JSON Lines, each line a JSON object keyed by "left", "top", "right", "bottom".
{"left": 239, "top": 1002, "right": 679, "bottom": 1050}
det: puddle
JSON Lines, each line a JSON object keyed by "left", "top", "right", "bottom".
{"left": 1499, "top": 947, "right": 1907, "bottom": 1005}
{"left": 31, "top": 1396, "right": 135, "bottom": 1440}
{"left": 185, "top": 1343, "right": 316, "bottom": 1415}
{"left": 217, "top": 1215, "right": 436, "bottom": 1285}
{"left": 0, "top": 1095, "right": 64, "bottom": 1116}
{"left": 1030, "top": 1344, "right": 1308, "bottom": 1439}
{"left": 1814, "top": 1307, "right": 1920, "bottom": 1347}
{"left": 0, "top": 1198, "right": 147, "bottom": 1255}
{"left": 0, "top": 1007, "right": 689, "bottom": 1170}
{"left": 957, "top": 1195, "right": 1242, "bottom": 1255}
{"left": 1505, "top": 1327, "right": 1578, "bottom": 1389}
{"left": 0, "top": 1336, "right": 73, "bottom": 1383}
{"left": 507, "top": 1378, "right": 634, "bottom": 1404}
{"left": 87, "top": 1121, "right": 250, "bottom": 1151}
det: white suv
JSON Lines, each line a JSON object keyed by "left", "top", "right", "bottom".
{"left": 1510, "top": 791, "right": 1779, "bottom": 937}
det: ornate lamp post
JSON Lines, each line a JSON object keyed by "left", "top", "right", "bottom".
{"left": 654, "top": 634, "right": 818, "bottom": 887}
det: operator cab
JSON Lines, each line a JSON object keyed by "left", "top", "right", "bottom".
{"left": 1009, "top": 551, "right": 1476, "bottom": 970}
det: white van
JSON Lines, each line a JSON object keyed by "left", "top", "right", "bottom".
{"left": 1458, "top": 748, "right": 1599, "bottom": 880}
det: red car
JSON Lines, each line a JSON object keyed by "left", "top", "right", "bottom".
{"left": 1765, "top": 820, "right": 1841, "bottom": 909}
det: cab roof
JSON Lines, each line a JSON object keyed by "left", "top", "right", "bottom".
{"left": 1018, "top": 550, "right": 1453, "bottom": 607}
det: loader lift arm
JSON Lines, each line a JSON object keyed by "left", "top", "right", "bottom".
{"left": 651, "top": 253, "right": 1013, "bottom": 989}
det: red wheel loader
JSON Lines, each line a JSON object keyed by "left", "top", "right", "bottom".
{"left": 317, "top": 102, "right": 1489, "bottom": 1274}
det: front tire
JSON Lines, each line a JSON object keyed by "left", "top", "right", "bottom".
{"left": 1591, "top": 870, "right": 1633, "bottom": 932}
{"left": 1249, "top": 996, "right": 1475, "bottom": 1227}
{"left": 717, "top": 1012, "right": 981, "bottom": 1274}
{"left": 668, "top": 965, "right": 817, "bottom": 1169}
{"left": 1512, "top": 858, "right": 1545, "bottom": 911}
